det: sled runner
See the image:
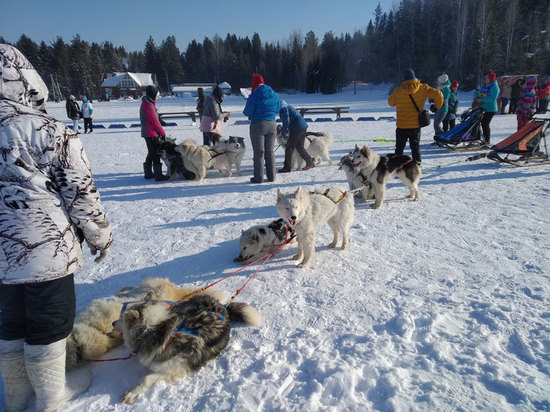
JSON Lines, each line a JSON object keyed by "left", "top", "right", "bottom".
{"left": 486, "top": 118, "right": 550, "bottom": 166}
{"left": 434, "top": 109, "right": 485, "bottom": 150}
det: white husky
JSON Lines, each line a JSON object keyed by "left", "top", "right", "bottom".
{"left": 276, "top": 186, "right": 354, "bottom": 268}
{"left": 276, "top": 126, "right": 334, "bottom": 170}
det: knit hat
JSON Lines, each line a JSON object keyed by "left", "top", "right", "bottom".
{"left": 487, "top": 72, "right": 496, "bottom": 83}
{"left": 403, "top": 68, "right": 416, "bottom": 81}
{"left": 450, "top": 80, "right": 459, "bottom": 90}
{"left": 251, "top": 73, "right": 264, "bottom": 91}
{"left": 146, "top": 85, "right": 158, "bottom": 100}
{"left": 438, "top": 74, "right": 449, "bottom": 84}
{"left": 69, "top": 95, "right": 75, "bottom": 100}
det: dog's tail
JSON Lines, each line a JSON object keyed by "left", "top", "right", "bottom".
{"left": 306, "top": 131, "right": 333, "bottom": 145}
{"left": 227, "top": 302, "right": 262, "bottom": 326}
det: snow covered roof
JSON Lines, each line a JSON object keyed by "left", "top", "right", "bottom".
{"left": 101, "top": 72, "right": 155, "bottom": 88}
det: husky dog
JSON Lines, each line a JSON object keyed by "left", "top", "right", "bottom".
{"left": 160, "top": 138, "right": 196, "bottom": 180}
{"left": 209, "top": 139, "right": 243, "bottom": 177}
{"left": 276, "top": 186, "right": 354, "bottom": 268}
{"left": 65, "top": 278, "right": 226, "bottom": 370}
{"left": 112, "top": 293, "right": 261, "bottom": 404}
{"left": 226, "top": 136, "right": 246, "bottom": 175}
{"left": 176, "top": 139, "right": 211, "bottom": 181}
{"left": 276, "top": 126, "right": 334, "bottom": 170}
{"left": 351, "top": 144, "right": 421, "bottom": 209}
{"left": 233, "top": 218, "right": 296, "bottom": 264}
{"left": 338, "top": 153, "right": 373, "bottom": 201}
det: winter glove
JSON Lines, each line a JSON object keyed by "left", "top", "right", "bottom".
{"left": 160, "top": 119, "right": 168, "bottom": 126}
{"left": 429, "top": 104, "right": 437, "bottom": 113}
{"left": 87, "top": 241, "right": 110, "bottom": 263}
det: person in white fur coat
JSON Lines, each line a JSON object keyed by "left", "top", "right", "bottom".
{"left": 0, "top": 44, "right": 112, "bottom": 412}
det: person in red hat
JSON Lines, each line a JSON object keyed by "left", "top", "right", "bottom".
{"left": 475, "top": 72, "right": 500, "bottom": 146}
{"left": 443, "top": 80, "right": 459, "bottom": 131}
{"left": 243, "top": 73, "right": 281, "bottom": 183}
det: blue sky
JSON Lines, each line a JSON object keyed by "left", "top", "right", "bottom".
{"left": 1, "top": 0, "right": 394, "bottom": 52}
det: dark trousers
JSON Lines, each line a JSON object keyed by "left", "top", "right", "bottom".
{"left": 509, "top": 98, "right": 519, "bottom": 114}
{"left": 443, "top": 119, "right": 456, "bottom": 132}
{"left": 481, "top": 112, "right": 495, "bottom": 143}
{"left": 0, "top": 275, "right": 75, "bottom": 345}
{"left": 283, "top": 128, "right": 314, "bottom": 169}
{"left": 83, "top": 117, "right": 93, "bottom": 132}
{"left": 144, "top": 137, "right": 162, "bottom": 165}
{"left": 395, "top": 128, "right": 421, "bottom": 163}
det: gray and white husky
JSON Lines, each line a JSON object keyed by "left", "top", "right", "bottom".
{"left": 351, "top": 144, "right": 421, "bottom": 209}
{"left": 233, "top": 218, "right": 296, "bottom": 264}
{"left": 276, "top": 186, "right": 354, "bottom": 268}
{"left": 338, "top": 152, "right": 373, "bottom": 202}
{"left": 214, "top": 136, "right": 245, "bottom": 175}
{"left": 112, "top": 293, "right": 261, "bottom": 405}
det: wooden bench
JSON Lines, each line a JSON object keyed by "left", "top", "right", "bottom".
{"left": 296, "top": 106, "right": 350, "bottom": 119}
{"left": 159, "top": 111, "right": 199, "bottom": 122}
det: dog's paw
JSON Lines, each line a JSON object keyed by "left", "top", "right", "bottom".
{"left": 372, "top": 203, "right": 381, "bottom": 209}
{"left": 121, "top": 391, "right": 139, "bottom": 404}
{"left": 297, "top": 262, "right": 310, "bottom": 269}
{"left": 292, "top": 253, "right": 302, "bottom": 260}
{"left": 328, "top": 242, "right": 337, "bottom": 248}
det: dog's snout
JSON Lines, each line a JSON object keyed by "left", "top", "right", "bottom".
{"left": 291, "top": 215, "right": 297, "bottom": 221}
{"left": 112, "top": 321, "right": 117, "bottom": 327}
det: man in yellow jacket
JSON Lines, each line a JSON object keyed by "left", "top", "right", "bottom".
{"left": 388, "top": 68, "right": 443, "bottom": 165}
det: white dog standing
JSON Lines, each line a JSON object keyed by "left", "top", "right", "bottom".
{"left": 276, "top": 186, "right": 354, "bottom": 268}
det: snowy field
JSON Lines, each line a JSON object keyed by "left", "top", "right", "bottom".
{"left": 7, "top": 87, "right": 550, "bottom": 411}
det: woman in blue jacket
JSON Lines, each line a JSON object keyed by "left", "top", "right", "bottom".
{"left": 243, "top": 74, "right": 281, "bottom": 183}
{"left": 476, "top": 72, "right": 500, "bottom": 146}
{"left": 278, "top": 100, "right": 315, "bottom": 172}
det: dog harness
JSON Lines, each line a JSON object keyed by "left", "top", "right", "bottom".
{"left": 308, "top": 188, "right": 348, "bottom": 204}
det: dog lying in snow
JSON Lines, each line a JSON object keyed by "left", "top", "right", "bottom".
{"left": 351, "top": 144, "right": 421, "bottom": 209}
{"left": 276, "top": 125, "right": 333, "bottom": 170}
{"left": 65, "top": 277, "right": 226, "bottom": 370}
{"left": 338, "top": 153, "right": 373, "bottom": 202}
{"left": 233, "top": 218, "right": 296, "bottom": 264}
{"left": 112, "top": 293, "right": 261, "bottom": 404}
{"left": 276, "top": 186, "right": 354, "bottom": 268}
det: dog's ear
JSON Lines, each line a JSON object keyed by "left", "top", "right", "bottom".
{"left": 145, "top": 291, "right": 155, "bottom": 302}
{"left": 277, "top": 188, "right": 284, "bottom": 200}
{"left": 354, "top": 144, "right": 359, "bottom": 151}
{"left": 295, "top": 186, "right": 304, "bottom": 199}
{"left": 249, "top": 232, "right": 259, "bottom": 242}
{"left": 124, "top": 310, "right": 140, "bottom": 323}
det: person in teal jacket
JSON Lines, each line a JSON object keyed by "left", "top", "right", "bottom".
{"left": 443, "top": 80, "right": 459, "bottom": 131}
{"left": 433, "top": 74, "right": 450, "bottom": 135}
{"left": 476, "top": 72, "right": 500, "bottom": 145}
{"left": 243, "top": 73, "right": 281, "bottom": 183}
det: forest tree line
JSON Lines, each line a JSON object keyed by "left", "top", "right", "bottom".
{"left": 1, "top": 0, "right": 548, "bottom": 100}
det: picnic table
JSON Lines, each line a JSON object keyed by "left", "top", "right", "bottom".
{"left": 296, "top": 106, "right": 350, "bottom": 119}
{"left": 159, "top": 111, "right": 199, "bottom": 122}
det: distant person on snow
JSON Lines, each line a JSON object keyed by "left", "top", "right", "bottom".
{"left": 433, "top": 73, "right": 451, "bottom": 135}
{"left": 81, "top": 96, "right": 93, "bottom": 133}
{"left": 388, "top": 68, "right": 443, "bottom": 166}
{"left": 277, "top": 100, "right": 315, "bottom": 173}
{"left": 443, "top": 80, "right": 459, "bottom": 131}
{"left": 475, "top": 71, "right": 500, "bottom": 146}
{"left": 0, "top": 43, "right": 112, "bottom": 412}
{"left": 200, "top": 85, "right": 230, "bottom": 147}
{"left": 65, "top": 94, "right": 81, "bottom": 133}
{"left": 196, "top": 87, "right": 205, "bottom": 120}
{"left": 140, "top": 85, "right": 169, "bottom": 181}
{"left": 516, "top": 76, "right": 537, "bottom": 131}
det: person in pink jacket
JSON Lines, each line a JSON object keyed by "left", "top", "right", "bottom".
{"left": 140, "top": 85, "right": 169, "bottom": 181}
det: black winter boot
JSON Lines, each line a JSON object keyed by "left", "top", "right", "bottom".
{"left": 153, "top": 163, "right": 169, "bottom": 181}
{"left": 143, "top": 162, "right": 154, "bottom": 179}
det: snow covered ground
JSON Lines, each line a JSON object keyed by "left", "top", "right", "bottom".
{"left": 7, "top": 87, "right": 550, "bottom": 411}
